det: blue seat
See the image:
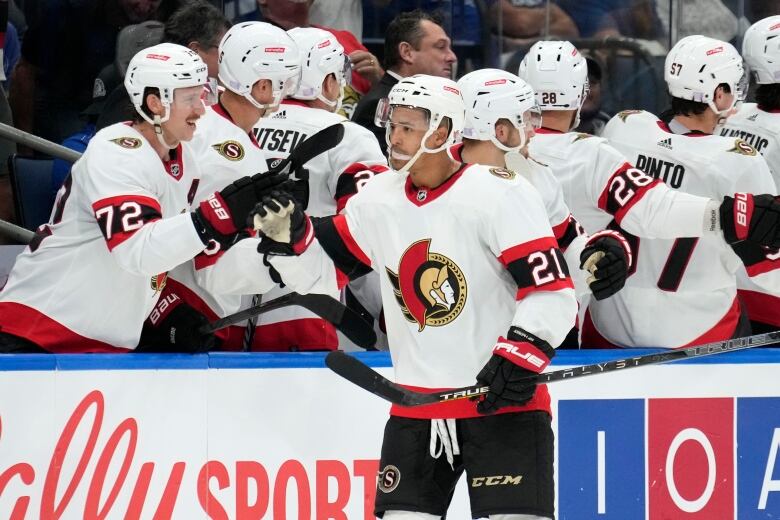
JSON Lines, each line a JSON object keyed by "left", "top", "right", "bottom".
{"left": 8, "top": 154, "right": 55, "bottom": 231}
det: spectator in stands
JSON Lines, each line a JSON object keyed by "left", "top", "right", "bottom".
{"left": 0, "top": 0, "right": 15, "bottom": 244}
{"left": 8, "top": 0, "right": 179, "bottom": 154}
{"left": 575, "top": 54, "right": 611, "bottom": 136}
{"left": 656, "top": 0, "right": 737, "bottom": 44}
{"left": 96, "top": 1, "right": 228, "bottom": 132}
{"left": 351, "top": 9, "right": 457, "bottom": 154}
{"left": 557, "top": 0, "right": 661, "bottom": 40}
{"left": 365, "top": 0, "right": 482, "bottom": 44}
{"left": 309, "top": 0, "right": 363, "bottom": 40}
{"left": 493, "top": 0, "right": 578, "bottom": 41}
{"left": 256, "top": 0, "right": 383, "bottom": 118}
{"left": 50, "top": 20, "right": 165, "bottom": 198}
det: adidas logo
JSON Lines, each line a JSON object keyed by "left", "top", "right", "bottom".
{"left": 272, "top": 109, "right": 287, "bottom": 119}
{"left": 747, "top": 113, "right": 758, "bottom": 121}
{"left": 657, "top": 137, "right": 673, "bottom": 150}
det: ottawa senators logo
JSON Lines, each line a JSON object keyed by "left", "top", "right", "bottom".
{"left": 727, "top": 138, "right": 757, "bottom": 156}
{"left": 151, "top": 272, "right": 168, "bottom": 294}
{"left": 378, "top": 465, "right": 401, "bottom": 493}
{"left": 617, "top": 109, "right": 643, "bottom": 122}
{"left": 110, "top": 137, "right": 142, "bottom": 149}
{"left": 212, "top": 140, "right": 245, "bottom": 161}
{"left": 489, "top": 166, "right": 516, "bottom": 180}
{"left": 385, "top": 239, "right": 467, "bottom": 332}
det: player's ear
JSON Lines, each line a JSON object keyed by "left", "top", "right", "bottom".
{"left": 145, "top": 92, "right": 164, "bottom": 116}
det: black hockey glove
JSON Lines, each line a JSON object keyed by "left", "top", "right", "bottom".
{"left": 720, "top": 193, "right": 780, "bottom": 249}
{"left": 192, "top": 171, "right": 288, "bottom": 249}
{"left": 137, "top": 296, "right": 217, "bottom": 353}
{"left": 580, "top": 229, "right": 633, "bottom": 301}
{"left": 253, "top": 190, "right": 314, "bottom": 257}
{"left": 476, "top": 327, "right": 555, "bottom": 414}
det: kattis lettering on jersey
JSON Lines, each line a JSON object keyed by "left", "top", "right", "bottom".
{"left": 719, "top": 129, "right": 768, "bottom": 152}
{"left": 110, "top": 137, "right": 142, "bottom": 149}
{"left": 489, "top": 167, "right": 516, "bottom": 180}
{"left": 728, "top": 138, "right": 758, "bottom": 156}
{"left": 385, "top": 239, "right": 467, "bottom": 332}
{"left": 212, "top": 140, "right": 245, "bottom": 161}
{"left": 617, "top": 109, "right": 644, "bottom": 122}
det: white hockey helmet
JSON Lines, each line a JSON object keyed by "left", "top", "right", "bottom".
{"left": 458, "top": 68, "right": 541, "bottom": 152}
{"left": 287, "top": 27, "right": 350, "bottom": 109}
{"left": 664, "top": 35, "right": 746, "bottom": 115}
{"left": 518, "top": 41, "right": 588, "bottom": 112}
{"left": 124, "top": 42, "right": 209, "bottom": 125}
{"left": 218, "top": 21, "right": 301, "bottom": 112}
{"left": 375, "top": 74, "right": 465, "bottom": 172}
{"left": 742, "top": 16, "right": 780, "bottom": 84}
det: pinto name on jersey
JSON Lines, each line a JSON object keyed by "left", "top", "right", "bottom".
{"left": 718, "top": 127, "right": 770, "bottom": 152}
{"left": 635, "top": 154, "right": 686, "bottom": 189}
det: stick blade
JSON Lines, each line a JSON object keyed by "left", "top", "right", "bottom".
{"left": 295, "top": 294, "right": 377, "bottom": 349}
{"left": 292, "top": 124, "right": 345, "bottom": 166}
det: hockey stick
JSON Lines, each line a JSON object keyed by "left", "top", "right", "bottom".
{"left": 266, "top": 123, "right": 345, "bottom": 178}
{"left": 200, "top": 292, "right": 377, "bottom": 349}
{"left": 325, "top": 330, "right": 780, "bottom": 406}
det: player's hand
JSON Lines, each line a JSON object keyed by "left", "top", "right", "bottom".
{"left": 476, "top": 327, "right": 554, "bottom": 414}
{"left": 253, "top": 190, "right": 313, "bottom": 256}
{"left": 580, "top": 230, "right": 633, "bottom": 300}
{"left": 193, "top": 171, "right": 288, "bottom": 248}
{"left": 720, "top": 193, "right": 780, "bottom": 249}
{"left": 138, "top": 298, "right": 217, "bottom": 354}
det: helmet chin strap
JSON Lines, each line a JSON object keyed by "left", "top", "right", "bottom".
{"left": 317, "top": 91, "right": 343, "bottom": 112}
{"left": 246, "top": 90, "right": 282, "bottom": 117}
{"left": 153, "top": 113, "right": 178, "bottom": 150}
{"left": 490, "top": 123, "right": 526, "bottom": 153}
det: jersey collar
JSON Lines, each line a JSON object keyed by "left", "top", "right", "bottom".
{"left": 536, "top": 127, "right": 564, "bottom": 134}
{"left": 404, "top": 163, "right": 470, "bottom": 206}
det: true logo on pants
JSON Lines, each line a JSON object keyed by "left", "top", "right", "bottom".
{"left": 378, "top": 465, "right": 401, "bottom": 493}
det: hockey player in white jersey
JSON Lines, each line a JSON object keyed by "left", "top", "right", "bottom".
{"left": 716, "top": 16, "right": 780, "bottom": 332}
{"left": 718, "top": 16, "right": 780, "bottom": 187}
{"left": 0, "top": 44, "right": 289, "bottom": 353}
{"left": 251, "top": 74, "right": 576, "bottom": 519}
{"left": 456, "top": 68, "right": 632, "bottom": 305}
{"left": 249, "top": 27, "right": 389, "bottom": 351}
{"left": 141, "top": 22, "right": 301, "bottom": 351}
{"left": 595, "top": 35, "right": 780, "bottom": 348}
{"left": 519, "top": 40, "right": 780, "bottom": 348}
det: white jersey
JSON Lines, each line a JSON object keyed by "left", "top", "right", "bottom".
{"left": 591, "top": 110, "right": 777, "bottom": 348}
{"left": 718, "top": 103, "right": 780, "bottom": 189}
{"left": 0, "top": 123, "right": 206, "bottom": 352}
{"left": 251, "top": 100, "right": 388, "bottom": 351}
{"left": 449, "top": 143, "right": 589, "bottom": 300}
{"left": 269, "top": 163, "right": 578, "bottom": 419}
{"left": 161, "top": 103, "right": 277, "bottom": 349}
{"left": 528, "top": 127, "right": 713, "bottom": 239}
{"left": 717, "top": 103, "right": 780, "bottom": 327}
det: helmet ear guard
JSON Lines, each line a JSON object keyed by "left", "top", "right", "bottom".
{"left": 742, "top": 15, "right": 780, "bottom": 85}
{"left": 458, "top": 68, "right": 541, "bottom": 153}
{"left": 218, "top": 21, "right": 301, "bottom": 113}
{"left": 664, "top": 35, "right": 746, "bottom": 115}
{"left": 288, "top": 27, "right": 350, "bottom": 110}
{"left": 124, "top": 42, "right": 210, "bottom": 125}
{"left": 375, "top": 74, "right": 466, "bottom": 173}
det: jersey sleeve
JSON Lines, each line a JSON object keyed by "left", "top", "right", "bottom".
{"left": 489, "top": 178, "right": 578, "bottom": 348}
{"left": 81, "top": 147, "right": 205, "bottom": 277}
{"left": 327, "top": 123, "right": 390, "bottom": 212}
{"left": 192, "top": 238, "right": 279, "bottom": 296}
{"left": 591, "top": 140, "right": 712, "bottom": 239}
{"left": 266, "top": 199, "right": 376, "bottom": 296}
